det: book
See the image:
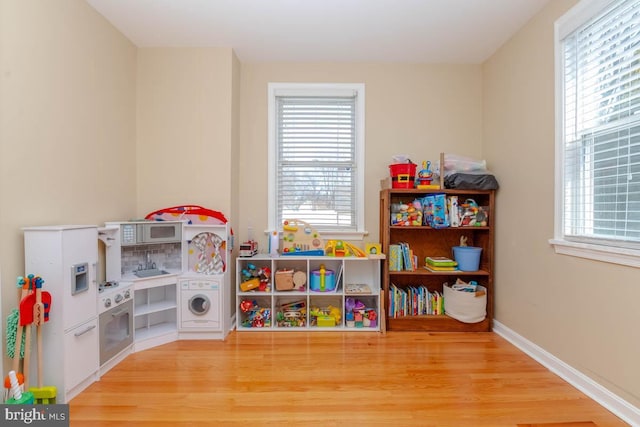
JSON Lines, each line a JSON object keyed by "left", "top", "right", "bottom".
{"left": 345, "top": 283, "right": 372, "bottom": 294}
{"left": 425, "top": 256, "right": 457, "bottom": 267}
{"left": 424, "top": 265, "right": 458, "bottom": 272}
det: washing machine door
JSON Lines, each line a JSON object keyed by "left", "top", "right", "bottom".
{"left": 188, "top": 294, "right": 210, "bottom": 316}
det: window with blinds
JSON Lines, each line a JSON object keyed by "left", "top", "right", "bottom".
{"left": 558, "top": 0, "right": 640, "bottom": 249}
{"left": 268, "top": 83, "right": 365, "bottom": 236}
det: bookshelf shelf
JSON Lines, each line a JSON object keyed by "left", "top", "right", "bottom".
{"left": 380, "top": 188, "right": 495, "bottom": 332}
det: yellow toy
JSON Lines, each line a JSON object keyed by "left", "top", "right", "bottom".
{"left": 310, "top": 305, "right": 342, "bottom": 327}
{"left": 325, "top": 240, "right": 367, "bottom": 257}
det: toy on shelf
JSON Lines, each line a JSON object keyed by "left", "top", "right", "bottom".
{"left": 239, "top": 240, "right": 258, "bottom": 257}
{"left": 324, "top": 240, "right": 367, "bottom": 257}
{"left": 276, "top": 300, "right": 307, "bottom": 327}
{"left": 275, "top": 269, "right": 306, "bottom": 291}
{"left": 416, "top": 161, "right": 440, "bottom": 189}
{"left": 281, "top": 219, "right": 324, "bottom": 256}
{"left": 309, "top": 305, "right": 341, "bottom": 327}
{"left": 239, "top": 299, "right": 271, "bottom": 328}
{"left": 390, "top": 199, "right": 423, "bottom": 226}
{"left": 240, "top": 263, "right": 271, "bottom": 292}
{"left": 459, "top": 199, "right": 489, "bottom": 227}
{"left": 345, "top": 297, "right": 377, "bottom": 328}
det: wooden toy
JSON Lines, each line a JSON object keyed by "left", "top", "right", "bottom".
{"left": 281, "top": 219, "right": 324, "bottom": 255}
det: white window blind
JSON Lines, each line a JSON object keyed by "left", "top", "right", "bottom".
{"left": 560, "top": 0, "right": 640, "bottom": 248}
{"left": 275, "top": 94, "right": 358, "bottom": 231}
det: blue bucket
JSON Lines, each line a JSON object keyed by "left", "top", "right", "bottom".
{"left": 452, "top": 246, "right": 482, "bottom": 271}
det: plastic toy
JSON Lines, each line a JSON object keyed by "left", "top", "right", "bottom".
{"left": 239, "top": 299, "right": 271, "bottom": 328}
{"left": 239, "top": 240, "right": 258, "bottom": 257}
{"left": 390, "top": 200, "right": 423, "bottom": 226}
{"left": 416, "top": 161, "right": 433, "bottom": 188}
{"left": 5, "top": 371, "right": 33, "bottom": 404}
{"left": 309, "top": 305, "right": 341, "bottom": 327}
{"left": 325, "top": 240, "right": 367, "bottom": 257}
{"left": 240, "top": 264, "right": 271, "bottom": 291}
{"left": 276, "top": 300, "right": 307, "bottom": 327}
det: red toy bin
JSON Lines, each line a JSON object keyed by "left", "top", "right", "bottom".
{"left": 389, "top": 163, "right": 417, "bottom": 188}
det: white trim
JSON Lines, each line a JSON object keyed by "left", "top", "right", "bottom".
{"left": 549, "top": 238, "right": 640, "bottom": 268}
{"left": 493, "top": 320, "right": 640, "bottom": 426}
{"left": 553, "top": 0, "right": 640, "bottom": 262}
{"left": 266, "top": 82, "right": 366, "bottom": 235}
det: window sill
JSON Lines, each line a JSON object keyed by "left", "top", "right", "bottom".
{"left": 548, "top": 239, "right": 640, "bottom": 268}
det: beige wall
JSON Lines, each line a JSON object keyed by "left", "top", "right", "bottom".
{"left": 136, "top": 47, "right": 235, "bottom": 216}
{"left": 484, "top": 0, "right": 640, "bottom": 408}
{"left": 0, "top": 0, "right": 137, "bottom": 372}
{"left": 238, "top": 63, "right": 483, "bottom": 248}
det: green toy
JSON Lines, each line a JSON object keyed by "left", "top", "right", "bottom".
{"left": 5, "top": 370, "right": 34, "bottom": 404}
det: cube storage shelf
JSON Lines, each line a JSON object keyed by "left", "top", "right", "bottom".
{"left": 236, "top": 255, "right": 383, "bottom": 331}
{"left": 380, "top": 188, "right": 495, "bottom": 332}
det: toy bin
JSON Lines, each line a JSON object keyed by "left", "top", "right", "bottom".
{"left": 452, "top": 246, "right": 482, "bottom": 271}
{"left": 389, "top": 163, "right": 417, "bottom": 189}
{"left": 443, "top": 283, "right": 487, "bottom": 323}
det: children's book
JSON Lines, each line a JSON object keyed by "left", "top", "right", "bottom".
{"left": 424, "top": 265, "right": 458, "bottom": 272}
{"left": 425, "top": 256, "right": 457, "bottom": 267}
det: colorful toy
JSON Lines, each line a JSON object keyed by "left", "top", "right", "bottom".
{"left": 416, "top": 161, "right": 433, "bottom": 188}
{"left": 309, "top": 305, "right": 341, "bottom": 327}
{"left": 324, "top": 240, "right": 367, "bottom": 257}
{"left": 390, "top": 199, "right": 423, "bottom": 226}
{"left": 5, "top": 371, "right": 33, "bottom": 404}
{"left": 239, "top": 299, "right": 271, "bottom": 328}
{"left": 29, "top": 277, "right": 56, "bottom": 404}
{"left": 276, "top": 300, "right": 307, "bottom": 327}
{"left": 239, "top": 240, "right": 258, "bottom": 257}
{"left": 281, "top": 219, "right": 324, "bottom": 255}
{"left": 240, "top": 263, "right": 271, "bottom": 291}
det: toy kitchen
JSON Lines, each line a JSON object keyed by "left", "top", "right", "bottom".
{"left": 17, "top": 208, "right": 231, "bottom": 403}
{"left": 99, "top": 213, "right": 232, "bottom": 362}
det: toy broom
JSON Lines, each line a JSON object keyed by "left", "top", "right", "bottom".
{"left": 28, "top": 277, "right": 56, "bottom": 404}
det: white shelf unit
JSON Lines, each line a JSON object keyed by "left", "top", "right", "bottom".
{"left": 133, "top": 276, "right": 177, "bottom": 351}
{"left": 236, "top": 255, "right": 383, "bottom": 331}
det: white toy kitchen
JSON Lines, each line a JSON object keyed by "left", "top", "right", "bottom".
{"left": 101, "top": 220, "right": 232, "bottom": 352}
{"left": 21, "top": 218, "right": 231, "bottom": 402}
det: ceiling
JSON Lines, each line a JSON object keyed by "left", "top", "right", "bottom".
{"left": 86, "top": 0, "right": 551, "bottom": 64}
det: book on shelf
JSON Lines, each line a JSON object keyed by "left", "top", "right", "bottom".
{"left": 424, "top": 265, "right": 458, "bottom": 272}
{"left": 425, "top": 256, "right": 457, "bottom": 267}
{"left": 345, "top": 283, "right": 372, "bottom": 294}
{"left": 390, "top": 242, "right": 417, "bottom": 271}
{"left": 388, "top": 283, "right": 444, "bottom": 318}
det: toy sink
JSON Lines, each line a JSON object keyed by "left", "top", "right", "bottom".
{"left": 310, "top": 269, "right": 336, "bottom": 292}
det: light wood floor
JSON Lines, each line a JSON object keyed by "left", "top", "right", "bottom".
{"left": 71, "top": 331, "right": 628, "bottom": 426}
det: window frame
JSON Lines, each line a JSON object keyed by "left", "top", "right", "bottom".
{"left": 550, "top": 0, "right": 640, "bottom": 268}
{"left": 267, "top": 82, "right": 367, "bottom": 240}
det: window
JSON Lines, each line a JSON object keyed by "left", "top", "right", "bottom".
{"left": 268, "top": 83, "right": 366, "bottom": 239}
{"left": 552, "top": 0, "right": 640, "bottom": 266}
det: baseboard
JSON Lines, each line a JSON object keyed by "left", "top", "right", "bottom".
{"left": 493, "top": 320, "right": 640, "bottom": 426}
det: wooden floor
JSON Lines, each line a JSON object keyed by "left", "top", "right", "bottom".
{"left": 71, "top": 331, "right": 628, "bottom": 426}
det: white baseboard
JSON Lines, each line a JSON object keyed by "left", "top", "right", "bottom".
{"left": 493, "top": 320, "right": 640, "bottom": 426}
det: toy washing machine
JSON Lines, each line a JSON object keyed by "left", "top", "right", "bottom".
{"left": 179, "top": 278, "right": 221, "bottom": 330}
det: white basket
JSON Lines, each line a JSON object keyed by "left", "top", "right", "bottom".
{"left": 443, "top": 283, "right": 487, "bottom": 323}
